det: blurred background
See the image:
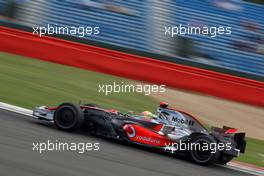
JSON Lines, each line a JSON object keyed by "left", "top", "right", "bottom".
{"left": 0, "top": 0, "right": 263, "bottom": 78}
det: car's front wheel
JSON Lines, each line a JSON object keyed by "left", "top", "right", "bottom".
{"left": 54, "top": 103, "right": 84, "bottom": 132}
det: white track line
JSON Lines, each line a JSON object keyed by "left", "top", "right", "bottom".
{"left": 0, "top": 102, "right": 33, "bottom": 117}
{"left": 0, "top": 102, "right": 263, "bottom": 175}
{"left": 225, "top": 162, "right": 264, "bottom": 176}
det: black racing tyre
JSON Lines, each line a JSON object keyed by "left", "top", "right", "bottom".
{"left": 54, "top": 103, "right": 84, "bottom": 132}
{"left": 189, "top": 135, "right": 220, "bottom": 165}
{"left": 217, "top": 154, "right": 233, "bottom": 165}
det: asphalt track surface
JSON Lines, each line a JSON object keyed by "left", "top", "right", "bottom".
{"left": 0, "top": 109, "right": 253, "bottom": 176}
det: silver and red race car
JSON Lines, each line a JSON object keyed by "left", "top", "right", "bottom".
{"left": 32, "top": 102, "right": 246, "bottom": 165}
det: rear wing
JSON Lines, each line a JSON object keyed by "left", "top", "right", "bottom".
{"left": 211, "top": 126, "right": 246, "bottom": 153}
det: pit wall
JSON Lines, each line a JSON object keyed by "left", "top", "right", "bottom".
{"left": 1, "top": 27, "right": 263, "bottom": 107}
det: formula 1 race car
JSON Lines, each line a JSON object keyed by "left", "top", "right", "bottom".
{"left": 32, "top": 102, "right": 246, "bottom": 165}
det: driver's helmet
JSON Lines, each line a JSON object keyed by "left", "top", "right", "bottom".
{"left": 141, "top": 111, "right": 156, "bottom": 119}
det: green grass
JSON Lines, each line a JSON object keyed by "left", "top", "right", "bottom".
{"left": 0, "top": 52, "right": 263, "bottom": 167}
{"left": 0, "top": 52, "right": 157, "bottom": 112}
{"left": 235, "top": 138, "right": 264, "bottom": 167}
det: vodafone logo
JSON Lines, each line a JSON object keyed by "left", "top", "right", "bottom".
{"left": 136, "top": 136, "right": 160, "bottom": 144}
{"left": 123, "top": 124, "right": 136, "bottom": 138}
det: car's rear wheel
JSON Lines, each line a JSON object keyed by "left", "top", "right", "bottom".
{"left": 189, "top": 135, "right": 219, "bottom": 165}
{"left": 54, "top": 103, "right": 84, "bottom": 132}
